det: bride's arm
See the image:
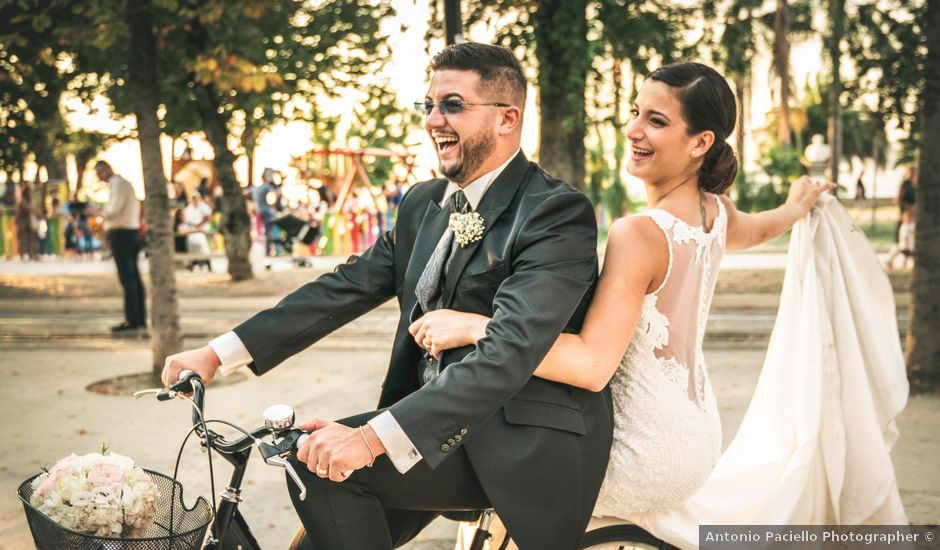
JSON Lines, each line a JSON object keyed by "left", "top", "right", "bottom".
{"left": 410, "top": 216, "right": 664, "bottom": 392}
{"left": 723, "top": 175, "right": 836, "bottom": 250}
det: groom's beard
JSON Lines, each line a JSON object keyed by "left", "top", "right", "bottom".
{"left": 441, "top": 128, "right": 495, "bottom": 184}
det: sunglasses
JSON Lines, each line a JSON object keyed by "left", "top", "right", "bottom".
{"left": 415, "top": 99, "right": 511, "bottom": 116}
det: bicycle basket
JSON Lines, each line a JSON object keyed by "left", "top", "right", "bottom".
{"left": 19, "top": 469, "right": 212, "bottom": 550}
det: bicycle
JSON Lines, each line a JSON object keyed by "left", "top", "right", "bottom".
{"left": 138, "top": 370, "right": 670, "bottom": 550}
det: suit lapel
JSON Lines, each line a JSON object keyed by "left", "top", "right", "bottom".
{"left": 403, "top": 181, "right": 451, "bottom": 296}
{"left": 441, "top": 154, "right": 533, "bottom": 307}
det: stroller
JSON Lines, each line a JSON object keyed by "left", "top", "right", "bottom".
{"left": 272, "top": 213, "right": 321, "bottom": 267}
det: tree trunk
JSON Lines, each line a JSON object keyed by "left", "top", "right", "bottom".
{"left": 75, "top": 151, "right": 94, "bottom": 195}
{"left": 196, "top": 87, "right": 253, "bottom": 281}
{"left": 906, "top": 0, "right": 940, "bottom": 393}
{"left": 734, "top": 74, "right": 748, "bottom": 179}
{"left": 126, "top": 0, "right": 183, "bottom": 380}
{"left": 773, "top": 0, "right": 792, "bottom": 147}
{"left": 612, "top": 59, "right": 625, "bottom": 205}
{"left": 532, "top": 0, "right": 589, "bottom": 191}
{"left": 46, "top": 153, "right": 68, "bottom": 183}
{"left": 828, "top": 0, "right": 845, "bottom": 188}
{"left": 247, "top": 148, "right": 255, "bottom": 189}
{"left": 244, "top": 125, "right": 257, "bottom": 189}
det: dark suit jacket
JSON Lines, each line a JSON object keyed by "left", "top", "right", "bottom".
{"left": 235, "top": 153, "right": 614, "bottom": 549}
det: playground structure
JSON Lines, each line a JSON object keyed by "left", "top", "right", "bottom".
{"left": 290, "top": 146, "right": 418, "bottom": 256}
{"left": 170, "top": 155, "right": 218, "bottom": 198}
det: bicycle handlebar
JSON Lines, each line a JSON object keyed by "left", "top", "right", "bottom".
{"left": 135, "top": 370, "right": 311, "bottom": 499}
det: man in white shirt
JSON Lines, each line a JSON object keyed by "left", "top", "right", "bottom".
{"left": 161, "top": 44, "right": 611, "bottom": 550}
{"left": 97, "top": 161, "right": 146, "bottom": 333}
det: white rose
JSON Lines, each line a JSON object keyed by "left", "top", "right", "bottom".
{"left": 54, "top": 474, "right": 84, "bottom": 502}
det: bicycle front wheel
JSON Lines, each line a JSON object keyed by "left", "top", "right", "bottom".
{"left": 579, "top": 524, "right": 666, "bottom": 549}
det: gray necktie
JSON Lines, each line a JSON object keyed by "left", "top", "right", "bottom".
{"left": 416, "top": 190, "right": 468, "bottom": 384}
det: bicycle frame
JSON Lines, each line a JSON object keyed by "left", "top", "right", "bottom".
{"left": 205, "top": 443, "right": 259, "bottom": 549}
{"left": 147, "top": 372, "right": 509, "bottom": 550}
{"left": 144, "top": 372, "right": 304, "bottom": 549}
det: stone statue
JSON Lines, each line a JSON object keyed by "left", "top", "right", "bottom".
{"left": 804, "top": 134, "right": 831, "bottom": 182}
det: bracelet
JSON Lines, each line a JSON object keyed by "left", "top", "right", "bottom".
{"left": 359, "top": 425, "right": 376, "bottom": 468}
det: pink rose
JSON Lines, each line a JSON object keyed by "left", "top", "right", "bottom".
{"left": 49, "top": 454, "right": 82, "bottom": 479}
{"left": 87, "top": 463, "right": 124, "bottom": 491}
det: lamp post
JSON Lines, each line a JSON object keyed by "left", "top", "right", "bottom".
{"left": 444, "top": 0, "right": 464, "bottom": 45}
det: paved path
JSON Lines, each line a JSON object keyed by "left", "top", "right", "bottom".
{"left": 0, "top": 256, "right": 930, "bottom": 549}
{"left": 0, "top": 249, "right": 898, "bottom": 276}
{"left": 2, "top": 339, "right": 936, "bottom": 549}
{"left": 0, "top": 293, "right": 908, "bottom": 348}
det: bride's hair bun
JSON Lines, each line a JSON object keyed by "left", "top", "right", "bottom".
{"left": 649, "top": 62, "right": 739, "bottom": 194}
{"left": 699, "top": 140, "right": 738, "bottom": 194}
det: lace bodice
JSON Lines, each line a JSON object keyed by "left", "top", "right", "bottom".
{"left": 594, "top": 194, "right": 726, "bottom": 518}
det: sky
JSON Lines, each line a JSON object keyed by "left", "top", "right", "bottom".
{"left": 49, "top": 0, "right": 905, "bottom": 202}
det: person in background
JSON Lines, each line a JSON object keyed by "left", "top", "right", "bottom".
{"left": 855, "top": 169, "right": 867, "bottom": 208}
{"left": 885, "top": 166, "right": 917, "bottom": 270}
{"left": 896, "top": 166, "right": 916, "bottom": 237}
{"left": 886, "top": 207, "right": 916, "bottom": 270}
{"left": 196, "top": 177, "right": 210, "bottom": 198}
{"left": 14, "top": 184, "right": 40, "bottom": 261}
{"left": 383, "top": 180, "right": 405, "bottom": 231}
{"left": 96, "top": 161, "right": 146, "bottom": 333}
{"left": 181, "top": 192, "right": 213, "bottom": 256}
{"left": 170, "top": 179, "right": 188, "bottom": 209}
{"left": 254, "top": 168, "right": 281, "bottom": 256}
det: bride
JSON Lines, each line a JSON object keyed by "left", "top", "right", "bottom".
{"left": 409, "top": 62, "right": 908, "bottom": 547}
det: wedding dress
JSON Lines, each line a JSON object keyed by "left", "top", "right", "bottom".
{"left": 593, "top": 194, "right": 727, "bottom": 517}
{"left": 457, "top": 194, "right": 908, "bottom": 550}
{"left": 602, "top": 194, "right": 908, "bottom": 548}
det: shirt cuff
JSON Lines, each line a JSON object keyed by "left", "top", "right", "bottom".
{"left": 208, "top": 331, "right": 253, "bottom": 376}
{"left": 368, "top": 411, "right": 422, "bottom": 473}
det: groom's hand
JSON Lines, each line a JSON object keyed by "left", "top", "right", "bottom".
{"left": 409, "top": 310, "right": 490, "bottom": 358}
{"left": 297, "top": 419, "right": 387, "bottom": 483}
{"left": 161, "top": 345, "right": 221, "bottom": 387}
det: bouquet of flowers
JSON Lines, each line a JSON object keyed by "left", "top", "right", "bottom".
{"left": 29, "top": 447, "right": 161, "bottom": 537}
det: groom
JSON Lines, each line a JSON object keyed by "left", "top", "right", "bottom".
{"left": 162, "top": 42, "right": 613, "bottom": 549}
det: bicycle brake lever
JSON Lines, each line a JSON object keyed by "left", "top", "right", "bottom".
{"left": 132, "top": 388, "right": 177, "bottom": 401}
{"left": 261, "top": 453, "right": 307, "bottom": 501}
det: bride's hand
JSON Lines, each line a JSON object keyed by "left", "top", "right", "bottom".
{"left": 786, "top": 175, "right": 837, "bottom": 217}
{"left": 408, "top": 310, "right": 491, "bottom": 358}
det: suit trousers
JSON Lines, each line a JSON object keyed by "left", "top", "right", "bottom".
{"left": 287, "top": 410, "right": 491, "bottom": 550}
{"left": 107, "top": 229, "right": 146, "bottom": 326}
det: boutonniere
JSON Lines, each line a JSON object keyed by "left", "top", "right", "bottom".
{"left": 449, "top": 211, "right": 485, "bottom": 247}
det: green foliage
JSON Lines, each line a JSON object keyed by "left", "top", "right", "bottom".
{"left": 63, "top": 129, "right": 123, "bottom": 163}
{"left": 347, "top": 83, "right": 423, "bottom": 186}
{"left": 1, "top": 0, "right": 400, "bottom": 184}
{"left": 601, "top": 178, "right": 630, "bottom": 220}
{"left": 846, "top": 0, "right": 926, "bottom": 135}
{"left": 712, "top": 0, "right": 813, "bottom": 84}
{"left": 760, "top": 145, "right": 802, "bottom": 195}
{"left": 585, "top": 140, "right": 609, "bottom": 205}
{"left": 0, "top": 1, "right": 79, "bottom": 178}
{"left": 895, "top": 132, "right": 920, "bottom": 168}
{"left": 734, "top": 171, "right": 783, "bottom": 213}
{"left": 783, "top": 78, "right": 889, "bottom": 166}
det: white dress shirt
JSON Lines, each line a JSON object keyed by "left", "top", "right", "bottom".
{"left": 103, "top": 174, "right": 140, "bottom": 231}
{"left": 209, "top": 149, "right": 521, "bottom": 473}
